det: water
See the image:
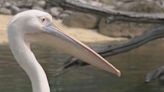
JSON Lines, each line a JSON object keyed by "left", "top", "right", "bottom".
{"left": 0, "top": 39, "right": 164, "bottom": 92}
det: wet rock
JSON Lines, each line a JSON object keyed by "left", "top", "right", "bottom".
{"left": 0, "top": 8, "right": 12, "bottom": 15}
{"left": 62, "top": 12, "right": 99, "bottom": 29}
{"left": 49, "top": 7, "right": 63, "bottom": 18}
{"left": 145, "top": 66, "right": 164, "bottom": 85}
{"left": 98, "top": 18, "right": 152, "bottom": 38}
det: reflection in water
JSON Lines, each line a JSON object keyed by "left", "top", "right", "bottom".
{"left": 1, "top": 39, "right": 164, "bottom": 92}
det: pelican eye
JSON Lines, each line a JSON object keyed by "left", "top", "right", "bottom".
{"left": 39, "top": 17, "right": 50, "bottom": 26}
{"left": 39, "top": 16, "right": 47, "bottom": 23}
{"left": 41, "top": 17, "right": 46, "bottom": 22}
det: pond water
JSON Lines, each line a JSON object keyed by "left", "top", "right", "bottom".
{"left": 0, "top": 39, "right": 164, "bottom": 92}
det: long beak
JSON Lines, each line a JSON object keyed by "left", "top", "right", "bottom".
{"left": 43, "top": 25, "right": 121, "bottom": 77}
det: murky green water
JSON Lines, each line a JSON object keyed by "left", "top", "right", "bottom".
{"left": 1, "top": 39, "right": 164, "bottom": 92}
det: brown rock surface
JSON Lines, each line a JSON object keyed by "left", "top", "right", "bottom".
{"left": 98, "top": 18, "right": 152, "bottom": 38}
{"left": 62, "top": 12, "right": 99, "bottom": 29}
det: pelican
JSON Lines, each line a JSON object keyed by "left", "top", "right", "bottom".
{"left": 7, "top": 10, "right": 120, "bottom": 92}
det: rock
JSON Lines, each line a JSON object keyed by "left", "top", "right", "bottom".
{"left": 63, "top": 10, "right": 73, "bottom": 15}
{"left": 98, "top": 18, "right": 152, "bottom": 38}
{"left": 62, "top": 12, "right": 99, "bottom": 29}
{"left": 157, "top": 0, "right": 164, "bottom": 9}
{"left": 114, "top": 0, "right": 164, "bottom": 13}
{"left": 10, "top": 5, "right": 21, "bottom": 14}
{"left": 1, "top": 0, "right": 33, "bottom": 8}
{"left": 20, "top": 8, "right": 29, "bottom": 12}
{"left": 59, "top": 10, "right": 74, "bottom": 19}
{"left": 58, "top": 10, "right": 73, "bottom": 19}
{"left": 3, "top": 2, "right": 20, "bottom": 14}
{"left": 0, "top": 8, "right": 12, "bottom": 15}
{"left": 32, "top": 6, "right": 44, "bottom": 11}
{"left": 15, "top": 0, "right": 33, "bottom": 8}
{"left": 49, "top": 7, "right": 63, "bottom": 18}
{"left": 59, "top": 13, "right": 69, "bottom": 19}
{"left": 33, "top": 0, "right": 46, "bottom": 8}
{"left": 4, "top": 2, "right": 12, "bottom": 8}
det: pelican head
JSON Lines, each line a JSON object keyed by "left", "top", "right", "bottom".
{"left": 8, "top": 10, "right": 52, "bottom": 34}
{"left": 7, "top": 10, "right": 120, "bottom": 92}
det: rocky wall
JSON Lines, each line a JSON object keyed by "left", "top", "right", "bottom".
{"left": 0, "top": 0, "right": 164, "bottom": 39}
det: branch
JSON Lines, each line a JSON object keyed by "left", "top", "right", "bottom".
{"left": 48, "top": 0, "right": 164, "bottom": 24}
